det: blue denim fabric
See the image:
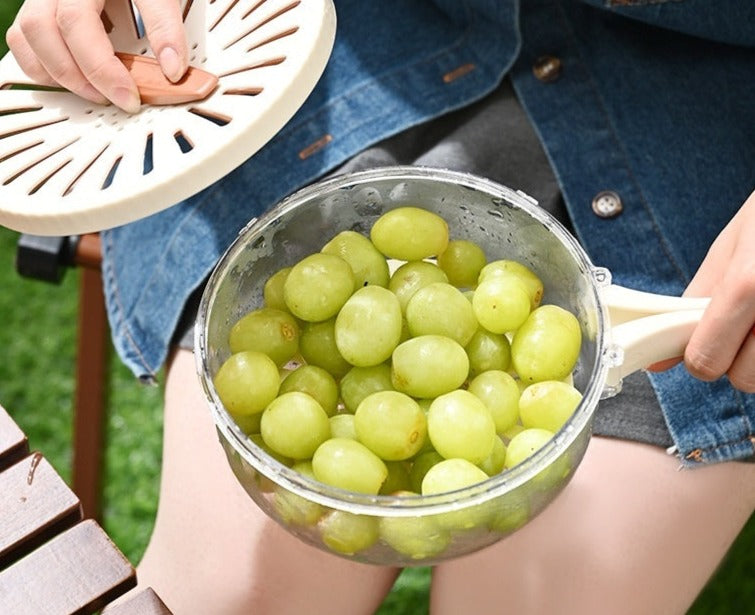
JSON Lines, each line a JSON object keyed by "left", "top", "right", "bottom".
{"left": 102, "top": 0, "right": 755, "bottom": 464}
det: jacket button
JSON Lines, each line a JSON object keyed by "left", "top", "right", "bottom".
{"left": 591, "top": 191, "right": 623, "bottom": 218}
{"left": 533, "top": 56, "right": 562, "bottom": 82}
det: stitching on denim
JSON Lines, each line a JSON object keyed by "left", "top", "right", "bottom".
{"left": 555, "top": 3, "right": 689, "bottom": 286}
{"left": 102, "top": 230, "right": 156, "bottom": 379}
{"left": 683, "top": 433, "right": 755, "bottom": 463}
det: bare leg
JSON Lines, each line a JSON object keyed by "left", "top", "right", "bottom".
{"left": 136, "top": 349, "right": 400, "bottom": 615}
{"left": 430, "top": 437, "right": 755, "bottom": 615}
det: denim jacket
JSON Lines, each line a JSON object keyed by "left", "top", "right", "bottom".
{"left": 101, "top": 0, "right": 755, "bottom": 464}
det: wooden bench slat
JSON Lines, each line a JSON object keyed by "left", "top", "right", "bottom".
{"left": 0, "top": 519, "right": 136, "bottom": 615}
{"left": 0, "top": 453, "right": 82, "bottom": 568}
{"left": 103, "top": 587, "right": 172, "bottom": 615}
{"left": 0, "top": 404, "right": 29, "bottom": 471}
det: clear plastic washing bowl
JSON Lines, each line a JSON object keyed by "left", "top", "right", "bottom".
{"left": 195, "top": 166, "right": 707, "bottom": 566}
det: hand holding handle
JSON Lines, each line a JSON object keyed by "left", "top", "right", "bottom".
{"left": 601, "top": 285, "right": 710, "bottom": 390}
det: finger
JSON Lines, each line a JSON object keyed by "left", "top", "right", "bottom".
{"left": 15, "top": 2, "right": 109, "bottom": 105}
{"left": 55, "top": 0, "right": 141, "bottom": 112}
{"left": 683, "top": 191, "right": 755, "bottom": 381}
{"left": 5, "top": 20, "right": 58, "bottom": 87}
{"left": 684, "top": 262, "right": 755, "bottom": 382}
{"left": 134, "top": 0, "right": 189, "bottom": 82}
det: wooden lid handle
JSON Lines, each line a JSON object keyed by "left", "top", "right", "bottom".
{"left": 115, "top": 52, "right": 218, "bottom": 105}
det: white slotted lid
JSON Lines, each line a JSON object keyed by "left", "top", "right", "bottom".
{"left": 0, "top": 0, "right": 336, "bottom": 235}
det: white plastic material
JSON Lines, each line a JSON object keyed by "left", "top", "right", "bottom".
{"left": 0, "top": 0, "right": 336, "bottom": 236}
{"left": 601, "top": 284, "right": 710, "bottom": 390}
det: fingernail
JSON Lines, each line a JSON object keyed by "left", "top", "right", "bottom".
{"left": 111, "top": 87, "right": 141, "bottom": 114}
{"left": 159, "top": 46, "right": 184, "bottom": 83}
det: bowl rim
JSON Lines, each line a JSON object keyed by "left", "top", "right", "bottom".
{"left": 195, "top": 165, "right": 610, "bottom": 516}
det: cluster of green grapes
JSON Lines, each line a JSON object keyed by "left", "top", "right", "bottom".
{"left": 214, "top": 206, "right": 583, "bottom": 558}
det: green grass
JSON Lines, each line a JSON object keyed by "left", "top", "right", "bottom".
{"left": 0, "top": 4, "right": 751, "bottom": 612}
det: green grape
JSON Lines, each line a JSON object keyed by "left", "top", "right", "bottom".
{"left": 518, "top": 380, "right": 582, "bottom": 433}
{"left": 472, "top": 276, "right": 531, "bottom": 334}
{"left": 335, "top": 285, "right": 402, "bottom": 366}
{"left": 233, "top": 411, "right": 263, "bottom": 435}
{"left": 229, "top": 307, "right": 300, "bottom": 366}
{"left": 422, "top": 459, "right": 491, "bottom": 532}
{"left": 329, "top": 414, "right": 357, "bottom": 440}
{"left": 535, "top": 451, "right": 573, "bottom": 491}
{"left": 339, "top": 363, "right": 394, "bottom": 413}
{"left": 416, "top": 398, "right": 433, "bottom": 414}
{"left": 478, "top": 436, "right": 507, "bottom": 476}
{"left": 283, "top": 253, "right": 355, "bottom": 322}
{"left": 408, "top": 451, "right": 444, "bottom": 493}
{"left": 321, "top": 230, "right": 390, "bottom": 290}
{"left": 299, "top": 318, "right": 352, "bottom": 378}
{"left": 214, "top": 351, "right": 280, "bottom": 416}
{"left": 416, "top": 398, "right": 434, "bottom": 414}
{"left": 249, "top": 433, "right": 294, "bottom": 467}
{"left": 405, "top": 282, "right": 478, "bottom": 346}
{"left": 273, "top": 461, "right": 324, "bottom": 526}
{"left": 488, "top": 499, "right": 530, "bottom": 534}
{"left": 511, "top": 305, "right": 582, "bottom": 384}
{"left": 503, "top": 428, "right": 554, "bottom": 469}
{"left": 312, "top": 438, "right": 388, "bottom": 494}
{"left": 379, "top": 513, "right": 450, "bottom": 560}
{"left": 478, "top": 259, "right": 544, "bottom": 310}
{"left": 412, "top": 399, "right": 437, "bottom": 455}
{"left": 391, "top": 335, "right": 469, "bottom": 399}
{"left": 465, "top": 328, "right": 511, "bottom": 376}
{"left": 399, "top": 317, "right": 411, "bottom": 343}
{"left": 427, "top": 390, "right": 496, "bottom": 465}
{"left": 388, "top": 260, "right": 449, "bottom": 313}
{"left": 319, "top": 510, "right": 380, "bottom": 555}
{"left": 421, "top": 458, "right": 489, "bottom": 495}
{"left": 467, "top": 370, "right": 521, "bottom": 434}
{"left": 379, "top": 461, "right": 413, "bottom": 495}
{"left": 437, "top": 239, "right": 487, "bottom": 289}
{"left": 354, "top": 391, "right": 427, "bottom": 461}
{"left": 226, "top": 447, "right": 268, "bottom": 493}
{"left": 279, "top": 364, "right": 339, "bottom": 416}
{"left": 370, "top": 206, "right": 449, "bottom": 261}
{"left": 260, "top": 392, "right": 331, "bottom": 460}
{"left": 263, "top": 267, "right": 292, "bottom": 311}
{"left": 501, "top": 422, "right": 525, "bottom": 443}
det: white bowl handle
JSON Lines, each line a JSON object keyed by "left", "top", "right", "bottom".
{"left": 600, "top": 285, "right": 710, "bottom": 391}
